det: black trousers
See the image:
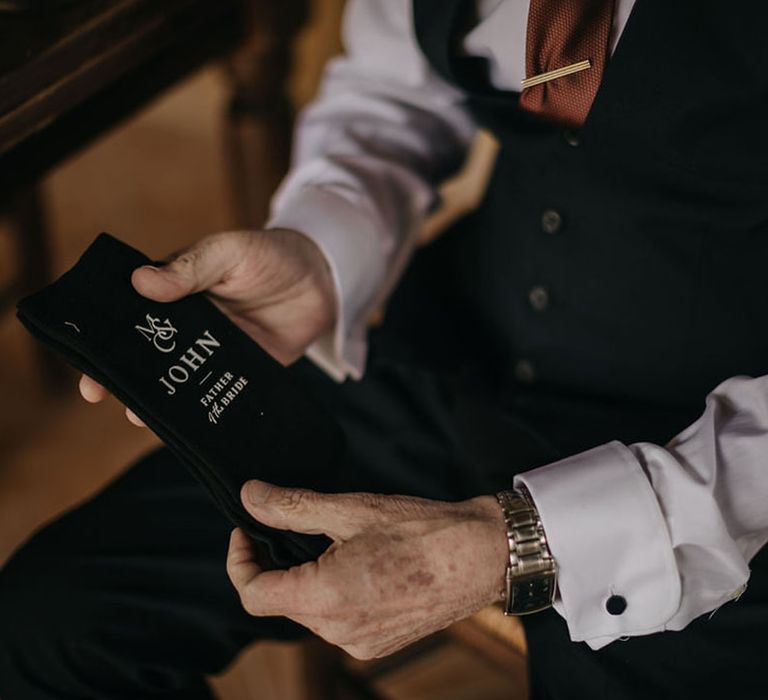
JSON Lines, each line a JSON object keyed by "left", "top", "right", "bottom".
{"left": 1, "top": 358, "right": 766, "bottom": 699}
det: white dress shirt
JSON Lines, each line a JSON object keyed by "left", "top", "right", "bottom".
{"left": 268, "top": 0, "right": 768, "bottom": 650}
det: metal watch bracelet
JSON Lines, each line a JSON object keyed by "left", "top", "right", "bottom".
{"left": 496, "top": 487, "right": 558, "bottom": 615}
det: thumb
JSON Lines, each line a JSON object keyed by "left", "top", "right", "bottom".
{"left": 131, "top": 235, "right": 236, "bottom": 302}
{"left": 241, "top": 480, "right": 380, "bottom": 541}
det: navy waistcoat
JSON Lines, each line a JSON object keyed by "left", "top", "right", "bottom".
{"left": 370, "top": 0, "right": 768, "bottom": 449}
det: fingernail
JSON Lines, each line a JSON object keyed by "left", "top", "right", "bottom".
{"left": 244, "top": 480, "right": 269, "bottom": 505}
{"left": 140, "top": 265, "right": 161, "bottom": 272}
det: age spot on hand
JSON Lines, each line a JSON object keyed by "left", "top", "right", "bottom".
{"left": 407, "top": 570, "right": 435, "bottom": 587}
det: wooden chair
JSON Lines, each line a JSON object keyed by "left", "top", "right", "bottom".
{"left": 0, "top": 0, "right": 309, "bottom": 391}
{"left": 0, "top": 186, "right": 62, "bottom": 387}
{"left": 418, "top": 128, "right": 500, "bottom": 247}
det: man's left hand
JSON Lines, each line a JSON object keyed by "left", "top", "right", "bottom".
{"left": 226, "top": 480, "right": 507, "bottom": 659}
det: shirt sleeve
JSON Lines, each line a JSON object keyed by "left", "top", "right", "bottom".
{"left": 515, "top": 375, "right": 768, "bottom": 650}
{"left": 267, "top": 0, "right": 475, "bottom": 381}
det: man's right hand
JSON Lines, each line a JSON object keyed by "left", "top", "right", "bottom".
{"left": 79, "top": 229, "right": 336, "bottom": 427}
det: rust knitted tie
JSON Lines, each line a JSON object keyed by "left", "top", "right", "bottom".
{"left": 518, "top": 0, "right": 616, "bottom": 129}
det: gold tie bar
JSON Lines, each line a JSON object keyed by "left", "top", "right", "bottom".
{"left": 521, "top": 59, "right": 592, "bottom": 89}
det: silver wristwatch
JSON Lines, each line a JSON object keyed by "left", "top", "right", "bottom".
{"left": 496, "top": 487, "right": 557, "bottom": 615}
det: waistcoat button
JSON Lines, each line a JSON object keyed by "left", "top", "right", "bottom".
{"left": 606, "top": 595, "right": 628, "bottom": 615}
{"left": 528, "top": 285, "right": 550, "bottom": 312}
{"left": 541, "top": 210, "right": 562, "bottom": 235}
{"left": 563, "top": 129, "right": 580, "bottom": 147}
{"left": 514, "top": 359, "right": 536, "bottom": 384}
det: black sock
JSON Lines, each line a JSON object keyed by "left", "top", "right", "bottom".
{"left": 17, "top": 233, "right": 341, "bottom": 566}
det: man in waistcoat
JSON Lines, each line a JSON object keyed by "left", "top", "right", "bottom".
{"left": 2, "top": 1, "right": 767, "bottom": 698}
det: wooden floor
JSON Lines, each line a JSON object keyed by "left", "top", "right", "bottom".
{"left": 0, "top": 5, "right": 528, "bottom": 698}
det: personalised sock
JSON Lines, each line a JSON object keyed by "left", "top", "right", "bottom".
{"left": 16, "top": 233, "right": 343, "bottom": 567}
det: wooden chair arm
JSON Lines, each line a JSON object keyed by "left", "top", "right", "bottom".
{"left": 418, "top": 128, "right": 500, "bottom": 246}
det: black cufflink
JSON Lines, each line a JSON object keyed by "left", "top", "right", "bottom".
{"left": 606, "top": 595, "right": 627, "bottom": 615}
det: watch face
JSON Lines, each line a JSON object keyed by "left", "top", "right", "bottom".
{"left": 510, "top": 576, "right": 556, "bottom": 615}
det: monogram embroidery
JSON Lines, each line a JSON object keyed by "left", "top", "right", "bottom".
{"left": 135, "top": 314, "right": 178, "bottom": 353}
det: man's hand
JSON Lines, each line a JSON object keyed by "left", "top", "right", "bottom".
{"left": 79, "top": 229, "right": 336, "bottom": 426}
{"left": 226, "top": 480, "right": 508, "bottom": 660}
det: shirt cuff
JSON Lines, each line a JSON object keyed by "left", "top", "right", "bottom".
{"left": 268, "top": 186, "right": 385, "bottom": 382}
{"left": 514, "top": 441, "right": 682, "bottom": 650}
